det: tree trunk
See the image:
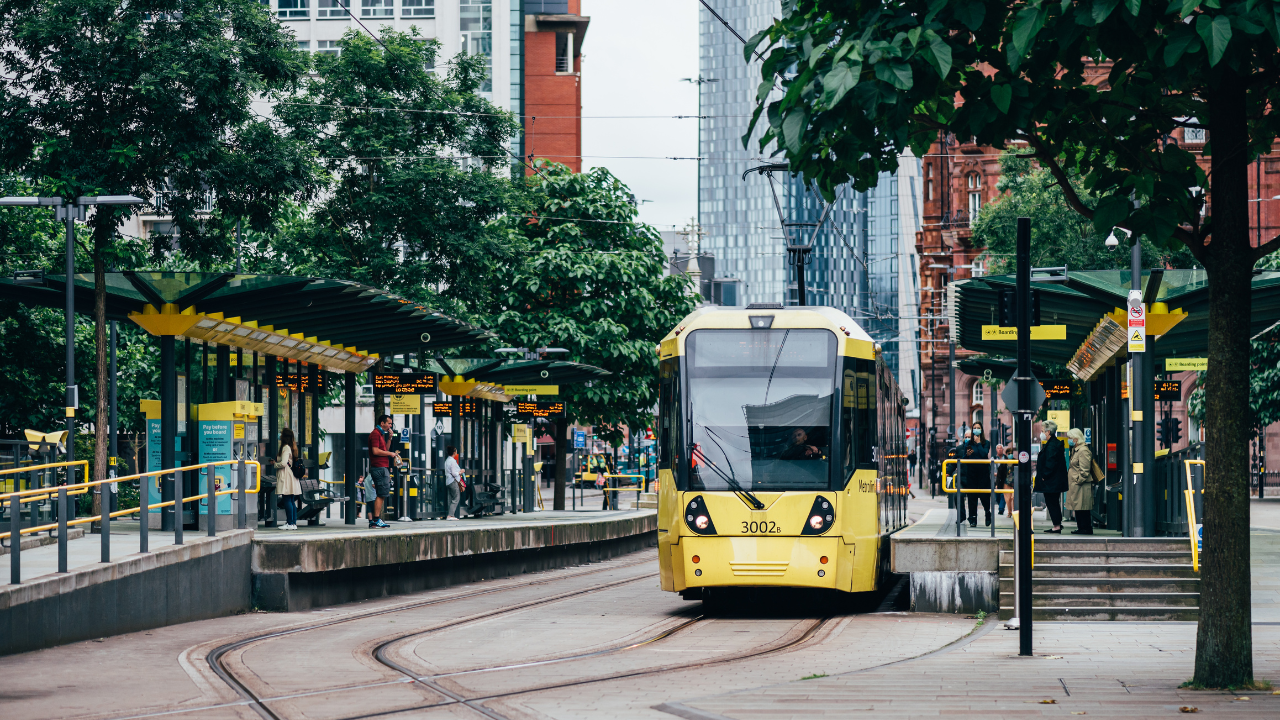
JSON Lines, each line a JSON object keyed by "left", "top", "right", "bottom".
{"left": 91, "top": 235, "right": 110, "bottom": 526}
{"left": 1194, "top": 67, "right": 1254, "bottom": 688}
{"left": 554, "top": 420, "right": 568, "bottom": 510}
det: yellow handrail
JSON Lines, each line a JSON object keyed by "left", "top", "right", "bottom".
{"left": 941, "top": 458, "right": 1018, "bottom": 494}
{"left": 0, "top": 460, "right": 261, "bottom": 541}
{"left": 1184, "top": 459, "right": 1204, "bottom": 573}
{"left": 0, "top": 460, "right": 90, "bottom": 503}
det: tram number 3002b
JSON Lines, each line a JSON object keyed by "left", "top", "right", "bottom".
{"left": 741, "top": 521, "right": 782, "bottom": 534}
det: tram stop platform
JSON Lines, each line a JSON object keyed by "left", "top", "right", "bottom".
{"left": 1, "top": 506, "right": 656, "bottom": 655}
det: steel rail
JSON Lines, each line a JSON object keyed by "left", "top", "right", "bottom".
{"left": 200, "top": 558, "right": 657, "bottom": 720}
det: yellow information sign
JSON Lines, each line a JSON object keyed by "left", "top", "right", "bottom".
{"left": 1166, "top": 358, "right": 1207, "bottom": 372}
{"left": 233, "top": 423, "right": 245, "bottom": 440}
{"left": 389, "top": 394, "right": 421, "bottom": 414}
{"left": 980, "top": 325, "right": 1068, "bottom": 341}
{"left": 1046, "top": 410, "right": 1070, "bottom": 434}
{"left": 512, "top": 424, "right": 530, "bottom": 443}
{"left": 503, "top": 385, "right": 559, "bottom": 396}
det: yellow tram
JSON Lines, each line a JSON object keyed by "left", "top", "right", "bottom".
{"left": 656, "top": 304, "right": 909, "bottom": 598}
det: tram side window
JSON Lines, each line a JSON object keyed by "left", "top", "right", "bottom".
{"left": 842, "top": 358, "right": 877, "bottom": 472}
{"left": 658, "top": 358, "right": 680, "bottom": 471}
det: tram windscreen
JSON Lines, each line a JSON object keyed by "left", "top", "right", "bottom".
{"left": 685, "top": 329, "right": 836, "bottom": 491}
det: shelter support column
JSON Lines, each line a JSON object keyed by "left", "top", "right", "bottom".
{"left": 345, "top": 371, "right": 357, "bottom": 525}
{"left": 160, "top": 336, "right": 176, "bottom": 531}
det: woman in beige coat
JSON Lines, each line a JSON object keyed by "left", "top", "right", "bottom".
{"left": 274, "top": 428, "right": 303, "bottom": 530}
{"left": 1065, "top": 427, "right": 1094, "bottom": 535}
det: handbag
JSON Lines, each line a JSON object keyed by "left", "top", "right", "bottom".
{"left": 1090, "top": 457, "right": 1106, "bottom": 483}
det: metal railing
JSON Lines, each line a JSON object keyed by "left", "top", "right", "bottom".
{"left": 1, "top": 459, "right": 260, "bottom": 584}
{"left": 600, "top": 474, "right": 646, "bottom": 510}
{"left": 941, "top": 458, "right": 1017, "bottom": 537}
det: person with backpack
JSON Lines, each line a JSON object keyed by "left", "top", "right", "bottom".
{"left": 272, "top": 428, "right": 303, "bottom": 530}
{"left": 1065, "top": 427, "right": 1097, "bottom": 535}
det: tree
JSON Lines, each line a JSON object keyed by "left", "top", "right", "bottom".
{"left": 972, "top": 155, "right": 1198, "bottom": 273}
{"left": 492, "top": 162, "right": 698, "bottom": 510}
{"left": 747, "top": 0, "right": 1280, "bottom": 685}
{"left": 0, "top": 0, "right": 318, "bottom": 490}
{"left": 269, "top": 29, "right": 525, "bottom": 320}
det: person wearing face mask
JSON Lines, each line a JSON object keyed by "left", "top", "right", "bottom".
{"left": 995, "top": 443, "right": 1015, "bottom": 517}
{"left": 1065, "top": 427, "right": 1095, "bottom": 534}
{"left": 1033, "top": 420, "right": 1068, "bottom": 533}
{"left": 960, "top": 422, "right": 992, "bottom": 527}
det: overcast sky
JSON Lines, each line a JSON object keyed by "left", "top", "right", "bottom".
{"left": 580, "top": 0, "right": 699, "bottom": 232}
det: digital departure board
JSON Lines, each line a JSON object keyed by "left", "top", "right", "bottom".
{"left": 1042, "top": 380, "right": 1073, "bottom": 398}
{"left": 431, "top": 400, "right": 477, "bottom": 416}
{"left": 514, "top": 401, "right": 565, "bottom": 418}
{"left": 1154, "top": 380, "right": 1182, "bottom": 401}
{"left": 269, "top": 372, "right": 313, "bottom": 392}
{"left": 373, "top": 373, "right": 436, "bottom": 393}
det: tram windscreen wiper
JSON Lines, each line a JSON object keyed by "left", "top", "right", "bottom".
{"left": 690, "top": 436, "right": 765, "bottom": 510}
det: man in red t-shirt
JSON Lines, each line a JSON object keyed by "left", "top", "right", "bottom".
{"left": 367, "top": 414, "right": 400, "bottom": 529}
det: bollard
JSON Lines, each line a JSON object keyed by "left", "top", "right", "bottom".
{"left": 139, "top": 475, "right": 149, "bottom": 554}
{"left": 102, "top": 470, "right": 113, "bottom": 564}
{"left": 237, "top": 458, "right": 246, "bottom": 530}
{"left": 10, "top": 492, "right": 20, "bottom": 584}
{"left": 174, "top": 469, "right": 184, "bottom": 546}
{"left": 206, "top": 464, "right": 217, "bottom": 537}
{"left": 57, "top": 487, "right": 68, "bottom": 572}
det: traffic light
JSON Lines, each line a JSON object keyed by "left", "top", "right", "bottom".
{"left": 1170, "top": 417, "right": 1183, "bottom": 445}
{"left": 997, "top": 288, "right": 1042, "bottom": 326}
{"left": 1002, "top": 424, "right": 1011, "bottom": 446}
{"left": 1157, "top": 417, "right": 1170, "bottom": 448}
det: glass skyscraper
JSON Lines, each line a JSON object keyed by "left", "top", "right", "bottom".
{"left": 698, "top": 0, "right": 921, "bottom": 409}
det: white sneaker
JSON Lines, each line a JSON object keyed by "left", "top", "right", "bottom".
{"left": 445, "top": 516, "right": 458, "bottom": 521}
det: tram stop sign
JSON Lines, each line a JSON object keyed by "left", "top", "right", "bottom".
{"left": 1001, "top": 373, "right": 1046, "bottom": 413}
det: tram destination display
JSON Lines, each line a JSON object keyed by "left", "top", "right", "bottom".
{"left": 514, "top": 401, "right": 565, "bottom": 418}
{"left": 1154, "top": 380, "right": 1182, "bottom": 401}
{"left": 431, "top": 400, "right": 478, "bottom": 416}
{"left": 373, "top": 373, "right": 436, "bottom": 394}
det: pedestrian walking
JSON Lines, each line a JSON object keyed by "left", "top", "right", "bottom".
{"left": 1066, "top": 427, "right": 1096, "bottom": 535}
{"left": 367, "top": 414, "right": 399, "bottom": 529}
{"left": 1034, "top": 421, "right": 1068, "bottom": 533}
{"left": 907, "top": 449, "right": 918, "bottom": 483}
{"left": 960, "top": 422, "right": 992, "bottom": 527}
{"left": 995, "top": 444, "right": 1016, "bottom": 517}
{"left": 273, "top": 428, "right": 303, "bottom": 530}
{"left": 443, "top": 445, "right": 465, "bottom": 520}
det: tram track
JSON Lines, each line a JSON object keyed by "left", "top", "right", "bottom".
{"left": 201, "top": 557, "right": 660, "bottom": 720}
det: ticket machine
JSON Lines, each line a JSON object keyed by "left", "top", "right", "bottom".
{"left": 194, "top": 400, "right": 262, "bottom": 530}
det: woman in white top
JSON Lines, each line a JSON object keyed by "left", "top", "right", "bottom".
{"left": 274, "top": 428, "right": 303, "bottom": 529}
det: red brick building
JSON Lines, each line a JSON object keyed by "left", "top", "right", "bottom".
{"left": 915, "top": 125, "right": 1280, "bottom": 482}
{"left": 523, "top": 2, "right": 588, "bottom": 173}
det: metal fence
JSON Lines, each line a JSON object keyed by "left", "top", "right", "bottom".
{"left": 1152, "top": 444, "right": 1204, "bottom": 537}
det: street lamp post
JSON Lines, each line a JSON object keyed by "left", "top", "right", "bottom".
{"left": 0, "top": 195, "right": 145, "bottom": 475}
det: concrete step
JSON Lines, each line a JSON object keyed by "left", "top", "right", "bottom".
{"left": 0, "top": 526, "right": 85, "bottom": 556}
{"left": 1032, "top": 606, "right": 1199, "bottom": 621}
{"left": 1000, "top": 591, "right": 1200, "bottom": 608}
{"left": 1032, "top": 537, "right": 1192, "bottom": 552}
{"left": 999, "top": 549, "right": 1192, "bottom": 565}
{"left": 637, "top": 500, "right": 658, "bottom": 509}
{"left": 1000, "top": 577, "right": 1201, "bottom": 594}
{"left": 1000, "top": 563, "right": 1198, "bottom": 579}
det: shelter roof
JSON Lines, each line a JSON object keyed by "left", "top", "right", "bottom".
{"left": 0, "top": 272, "right": 494, "bottom": 373}
{"left": 952, "top": 269, "right": 1280, "bottom": 376}
{"left": 421, "top": 358, "right": 611, "bottom": 385}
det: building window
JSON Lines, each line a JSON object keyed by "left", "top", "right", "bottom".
{"left": 967, "top": 173, "right": 982, "bottom": 217}
{"left": 316, "top": 40, "right": 343, "bottom": 55}
{"left": 460, "top": 0, "right": 492, "bottom": 92}
{"left": 924, "top": 163, "right": 933, "bottom": 201}
{"left": 1184, "top": 125, "right": 1206, "bottom": 143}
{"left": 278, "top": 0, "right": 309, "bottom": 18}
{"left": 361, "top": 0, "right": 392, "bottom": 17}
{"left": 317, "top": 0, "right": 348, "bottom": 18}
{"left": 971, "top": 258, "right": 986, "bottom": 277}
{"left": 555, "top": 32, "right": 574, "bottom": 73}
{"left": 972, "top": 383, "right": 983, "bottom": 405}
{"left": 297, "top": 40, "right": 311, "bottom": 51}
{"left": 402, "top": 0, "right": 433, "bottom": 17}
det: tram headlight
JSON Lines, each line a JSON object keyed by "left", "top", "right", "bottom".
{"left": 801, "top": 495, "right": 835, "bottom": 536}
{"left": 684, "top": 495, "right": 717, "bottom": 535}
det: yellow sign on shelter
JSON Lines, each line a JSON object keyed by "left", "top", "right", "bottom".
{"left": 981, "top": 325, "right": 1068, "bottom": 341}
{"left": 1166, "top": 358, "right": 1208, "bottom": 372}
{"left": 389, "top": 394, "right": 421, "bottom": 414}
